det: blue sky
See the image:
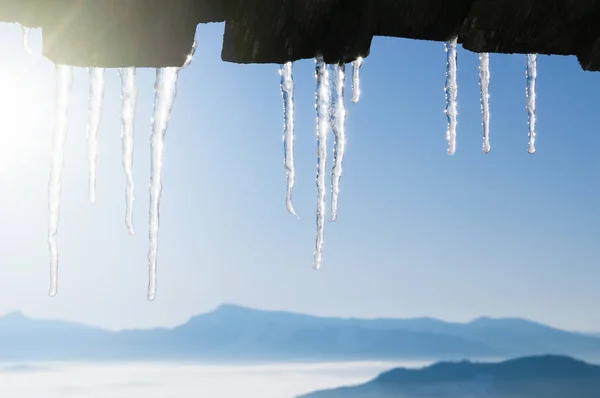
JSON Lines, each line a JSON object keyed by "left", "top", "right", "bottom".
{"left": 0, "top": 22, "right": 598, "bottom": 331}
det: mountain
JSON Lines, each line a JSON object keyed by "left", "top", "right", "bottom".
{"left": 0, "top": 305, "right": 599, "bottom": 361}
{"left": 300, "top": 355, "right": 600, "bottom": 398}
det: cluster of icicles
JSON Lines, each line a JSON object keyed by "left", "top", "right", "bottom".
{"left": 24, "top": 25, "right": 539, "bottom": 300}
{"left": 33, "top": 21, "right": 198, "bottom": 300}
{"left": 283, "top": 38, "right": 538, "bottom": 271}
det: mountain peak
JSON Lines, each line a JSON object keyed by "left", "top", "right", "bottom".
{"left": 213, "top": 303, "right": 251, "bottom": 313}
{"left": 1, "top": 311, "right": 29, "bottom": 321}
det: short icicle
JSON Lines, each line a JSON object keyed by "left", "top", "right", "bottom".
{"left": 48, "top": 65, "right": 74, "bottom": 297}
{"left": 313, "top": 57, "right": 331, "bottom": 270}
{"left": 331, "top": 63, "right": 347, "bottom": 222}
{"left": 444, "top": 37, "right": 458, "bottom": 155}
{"left": 21, "top": 25, "right": 32, "bottom": 54}
{"left": 479, "top": 53, "right": 491, "bottom": 153}
{"left": 87, "top": 68, "right": 106, "bottom": 205}
{"left": 526, "top": 54, "right": 537, "bottom": 154}
{"left": 148, "top": 67, "right": 180, "bottom": 301}
{"left": 182, "top": 39, "right": 197, "bottom": 69}
{"left": 119, "top": 67, "right": 138, "bottom": 235}
{"left": 351, "top": 57, "right": 363, "bottom": 103}
{"left": 279, "top": 62, "right": 298, "bottom": 217}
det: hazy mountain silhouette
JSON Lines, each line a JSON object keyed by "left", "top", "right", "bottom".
{"left": 300, "top": 355, "right": 600, "bottom": 398}
{"left": 0, "top": 305, "right": 599, "bottom": 361}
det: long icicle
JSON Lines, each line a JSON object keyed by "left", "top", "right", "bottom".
{"left": 313, "top": 57, "right": 331, "bottom": 271}
{"left": 148, "top": 67, "right": 180, "bottom": 301}
{"left": 279, "top": 62, "right": 297, "bottom": 217}
{"left": 119, "top": 68, "right": 137, "bottom": 235}
{"left": 331, "top": 63, "right": 347, "bottom": 222}
{"left": 87, "top": 68, "right": 106, "bottom": 205}
{"left": 444, "top": 37, "right": 458, "bottom": 155}
{"left": 479, "top": 53, "right": 491, "bottom": 154}
{"left": 351, "top": 57, "right": 363, "bottom": 103}
{"left": 48, "top": 65, "right": 74, "bottom": 297}
{"left": 526, "top": 54, "right": 537, "bottom": 154}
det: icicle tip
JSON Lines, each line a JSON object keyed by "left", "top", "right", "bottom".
{"left": 287, "top": 205, "right": 300, "bottom": 219}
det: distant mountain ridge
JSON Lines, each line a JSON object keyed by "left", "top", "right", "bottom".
{"left": 300, "top": 355, "right": 600, "bottom": 398}
{"left": 0, "top": 304, "right": 599, "bottom": 361}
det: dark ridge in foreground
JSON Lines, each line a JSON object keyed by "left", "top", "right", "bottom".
{"left": 300, "top": 355, "right": 600, "bottom": 398}
{"left": 0, "top": 0, "right": 598, "bottom": 70}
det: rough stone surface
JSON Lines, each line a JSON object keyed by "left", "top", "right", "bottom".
{"left": 0, "top": 0, "right": 598, "bottom": 70}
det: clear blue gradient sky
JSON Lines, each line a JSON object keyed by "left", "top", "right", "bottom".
{"left": 0, "top": 22, "right": 598, "bottom": 331}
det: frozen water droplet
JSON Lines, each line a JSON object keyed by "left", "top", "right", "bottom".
{"left": 148, "top": 67, "right": 180, "bottom": 301}
{"left": 314, "top": 57, "right": 331, "bottom": 270}
{"left": 479, "top": 53, "right": 491, "bottom": 154}
{"left": 331, "top": 64, "right": 347, "bottom": 222}
{"left": 352, "top": 57, "right": 363, "bottom": 103}
{"left": 119, "top": 67, "right": 137, "bottom": 235}
{"left": 526, "top": 54, "right": 537, "bottom": 154}
{"left": 444, "top": 37, "right": 458, "bottom": 156}
{"left": 87, "top": 68, "right": 106, "bottom": 205}
{"left": 279, "top": 62, "right": 298, "bottom": 217}
{"left": 48, "top": 65, "right": 74, "bottom": 297}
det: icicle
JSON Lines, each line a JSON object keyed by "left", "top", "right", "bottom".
{"left": 313, "top": 57, "right": 331, "bottom": 270}
{"left": 331, "top": 64, "right": 347, "bottom": 222}
{"left": 279, "top": 62, "right": 297, "bottom": 217}
{"left": 48, "top": 65, "right": 74, "bottom": 297}
{"left": 526, "top": 54, "right": 537, "bottom": 154}
{"left": 351, "top": 57, "right": 363, "bottom": 103}
{"left": 479, "top": 53, "right": 491, "bottom": 154}
{"left": 148, "top": 67, "right": 180, "bottom": 301}
{"left": 182, "top": 39, "right": 197, "bottom": 69}
{"left": 87, "top": 68, "right": 106, "bottom": 205}
{"left": 118, "top": 67, "right": 137, "bottom": 235}
{"left": 444, "top": 37, "right": 458, "bottom": 155}
{"left": 21, "top": 26, "right": 32, "bottom": 55}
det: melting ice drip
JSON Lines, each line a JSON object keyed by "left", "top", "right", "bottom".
{"left": 444, "top": 37, "right": 458, "bottom": 155}
{"left": 479, "top": 53, "right": 491, "bottom": 153}
{"left": 87, "top": 68, "right": 106, "bottom": 205}
{"left": 48, "top": 65, "right": 74, "bottom": 297}
{"left": 118, "top": 67, "right": 138, "bottom": 235}
{"left": 526, "top": 54, "right": 537, "bottom": 154}
{"left": 279, "top": 62, "right": 297, "bottom": 217}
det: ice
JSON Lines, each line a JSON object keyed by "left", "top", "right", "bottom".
{"left": 118, "top": 67, "right": 137, "bottom": 235}
{"left": 148, "top": 67, "right": 180, "bottom": 301}
{"left": 182, "top": 39, "right": 197, "bottom": 69}
{"left": 87, "top": 68, "right": 106, "bottom": 205}
{"left": 279, "top": 62, "right": 297, "bottom": 217}
{"left": 444, "top": 37, "right": 458, "bottom": 155}
{"left": 330, "top": 64, "right": 347, "bottom": 222}
{"left": 479, "top": 53, "right": 491, "bottom": 154}
{"left": 48, "top": 65, "right": 74, "bottom": 297}
{"left": 21, "top": 26, "right": 32, "bottom": 55}
{"left": 351, "top": 57, "right": 363, "bottom": 103}
{"left": 526, "top": 54, "right": 537, "bottom": 154}
{"left": 313, "top": 57, "right": 331, "bottom": 270}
